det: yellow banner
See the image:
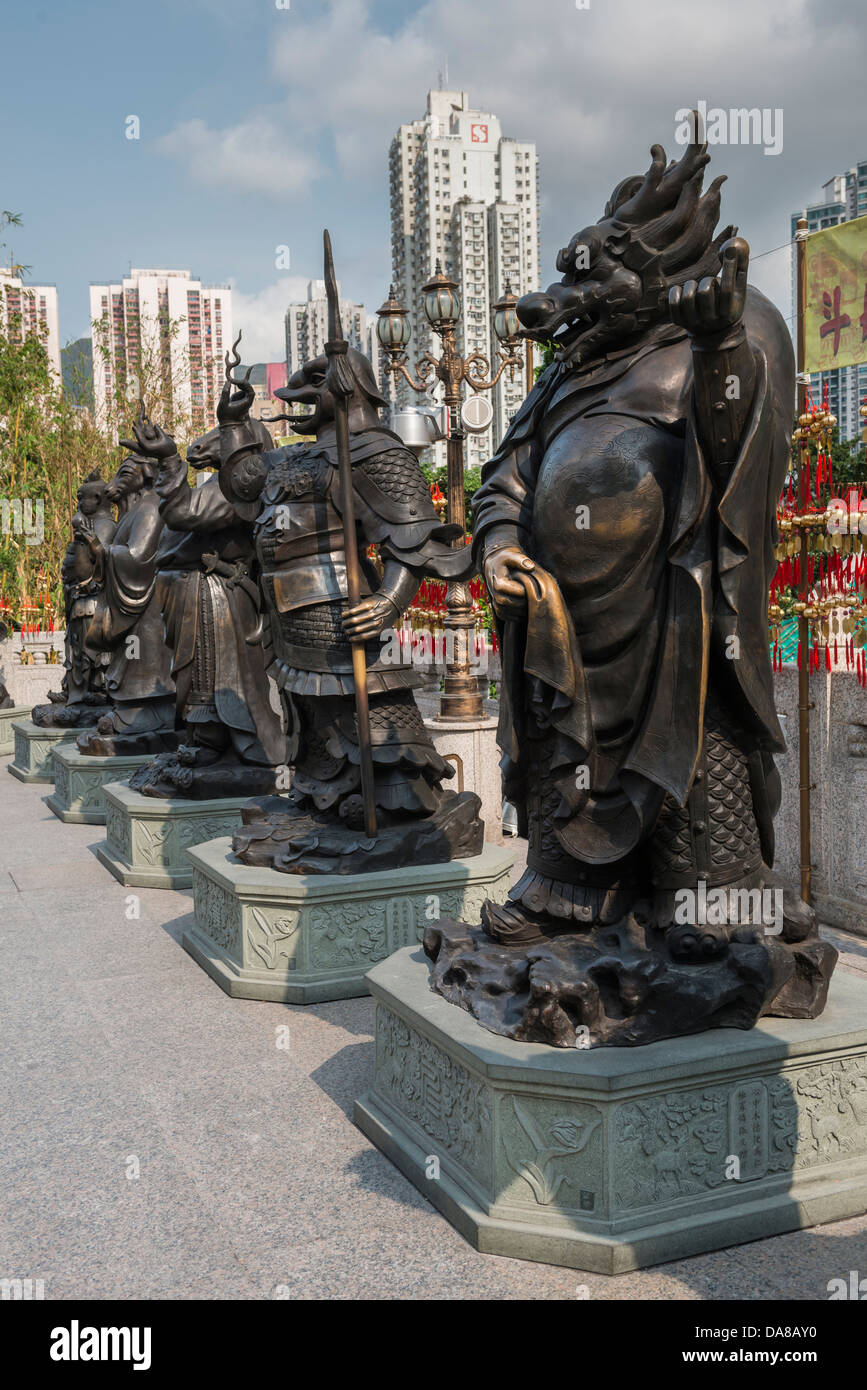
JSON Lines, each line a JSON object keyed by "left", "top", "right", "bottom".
{"left": 804, "top": 214, "right": 867, "bottom": 373}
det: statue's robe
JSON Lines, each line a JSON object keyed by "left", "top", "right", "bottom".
{"left": 155, "top": 463, "right": 284, "bottom": 767}
{"left": 62, "top": 507, "right": 116, "bottom": 703}
{"left": 473, "top": 288, "right": 793, "bottom": 871}
{"left": 87, "top": 490, "right": 175, "bottom": 732}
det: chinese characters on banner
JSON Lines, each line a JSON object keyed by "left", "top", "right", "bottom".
{"left": 804, "top": 212, "right": 867, "bottom": 373}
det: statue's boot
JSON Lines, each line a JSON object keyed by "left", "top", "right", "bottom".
{"left": 480, "top": 898, "right": 553, "bottom": 946}
{"left": 759, "top": 864, "right": 816, "bottom": 942}
{"left": 130, "top": 721, "right": 280, "bottom": 800}
{"left": 32, "top": 700, "right": 109, "bottom": 729}
{"left": 77, "top": 696, "right": 179, "bottom": 756}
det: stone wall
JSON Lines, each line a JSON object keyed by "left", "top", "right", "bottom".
{"left": 0, "top": 632, "right": 65, "bottom": 707}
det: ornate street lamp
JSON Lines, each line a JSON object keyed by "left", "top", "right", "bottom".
{"left": 376, "top": 268, "right": 526, "bottom": 720}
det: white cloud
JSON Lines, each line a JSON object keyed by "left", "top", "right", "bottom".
{"left": 155, "top": 114, "right": 317, "bottom": 200}
{"left": 157, "top": 0, "right": 867, "bottom": 327}
{"left": 228, "top": 275, "right": 310, "bottom": 363}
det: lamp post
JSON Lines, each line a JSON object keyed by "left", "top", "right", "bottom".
{"left": 376, "top": 265, "right": 525, "bottom": 720}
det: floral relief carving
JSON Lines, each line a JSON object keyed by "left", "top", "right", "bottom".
{"left": 245, "top": 906, "right": 299, "bottom": 971}
{"left": 135, "top": 820, "right": 171, "bottom": 867}
{"left": 105, "top": 802, "right": 132, "bottom": 859}
{"left": 501, "top": 1098, "right": 601, "bottom": 1206}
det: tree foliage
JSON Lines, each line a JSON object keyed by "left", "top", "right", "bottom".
{"left": 0, "top": 213, "right": 218, "bottom": 625}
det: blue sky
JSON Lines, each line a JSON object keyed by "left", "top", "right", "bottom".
{"left": 2, "top": 0, "right": 863, "bottom": 361}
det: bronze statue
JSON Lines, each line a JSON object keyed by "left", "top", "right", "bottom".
{"left": 424, "top": 128, "right": 837, "bottom": 1046}
{"left": 114, "top": 404, "right": 287, "bottom": 799}
{"left": 32, "top": 471, "right": 116, "bottom": 728}
{"left": 75, "top": 452, "right": 178, "bottom": 756}
{"left": 206, "top": 244, "right": 483, "bottom": 873}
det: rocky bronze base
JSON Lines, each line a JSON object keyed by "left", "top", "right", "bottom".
{"left": 424, "top": 909, "right": 838, "bottom": 1048}
{"left": 77, "top": 726, "right": 181, "bottom": 759}
{"left": 31, "top": 696, "right": 108, "bottom": 729}
{"left": 128, "top": 747, "right": 278, "bottom": 800}
{"left": 233, "top": 789, "right": 484, "bottom": 875}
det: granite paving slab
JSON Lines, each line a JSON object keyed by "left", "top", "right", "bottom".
{"left": 0, "top": 751, "right": 865, "bottom": 1299}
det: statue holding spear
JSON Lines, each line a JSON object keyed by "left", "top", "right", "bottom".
{"left": 212, "top": 230, "right": 484, "bottom": 873}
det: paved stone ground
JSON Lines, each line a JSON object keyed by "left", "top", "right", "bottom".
{"left": 1, "top": 757, "right": 865, "bottom": 1301}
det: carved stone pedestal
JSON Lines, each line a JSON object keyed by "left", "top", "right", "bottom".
{"left": 96, "top": 782, "right": 250, "bottom": 889}
{"left": 184, "top": 838, "right": 514, "bottom": 1004}
{"left": 355, "top": 948, "right": 867, "bottom": 1274}
{"left": 0, "top": 705, "right": 31, "bottom": 756}
{"left": 46, "top": 746, "right": 152, "bottom": 824}
{"left": 7, "top": 719, "right": 88, "bottom": 783}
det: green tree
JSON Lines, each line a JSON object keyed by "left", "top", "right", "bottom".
{"left": 1, "top": 216, "right": 216, "bottom": 625}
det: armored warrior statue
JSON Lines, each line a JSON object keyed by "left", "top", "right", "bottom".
{"left": 425, "top": 127, "right": 838, "bottom": 1046}
{"left": 114, "top": 401, "right": 286, "bottom": 799}
{"left": 76, "top": 450, "right": 178, "bottom": 757}
{"left": 32, "top": 471, "right": 116, "bottom": 728}
{"left": 201, "top": 251, "right": 483, "bottom": 872}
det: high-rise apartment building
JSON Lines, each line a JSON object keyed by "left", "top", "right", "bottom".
{"left": 791, "top": 162, "right": 867, "bottom": 444}
{"left": 388, "top": 89, "right": 540, "bottom": 467}
{"left": 284, "top": 280, "right": 371, "bottom": 376}
{"left": 0, "top": 270, "right": 61, "bottom": 376}
{"left": 246, "top": 361, "right": 288, "bottom": 426}
{"left": 89, "top": 268, "right": 231, "bottom": 434}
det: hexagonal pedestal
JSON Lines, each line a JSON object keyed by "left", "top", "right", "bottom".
{"left": 184, "top": 837, "right": 514, "bottom": 1004}
{"left": 355, "top": 948, "right": 867, "bottom": 1275}
{"left": 7, "top": 718, "right": 88, "bottom": 783}
{"left": 96, "top": 781, "right": 250, "bottom": 889}
{"left": 46, "top": 746, "right": 153, "bottom": 824}
{"left": 0, "top": 705, "right": 31, "bottom": 756}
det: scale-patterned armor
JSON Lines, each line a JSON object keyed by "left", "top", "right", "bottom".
{"left": 253, "top": 431, "right": 469, "bottom": 819}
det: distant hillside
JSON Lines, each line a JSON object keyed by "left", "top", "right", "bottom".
{"left": 61, "top": 337, "right": 93, "bottom": 407}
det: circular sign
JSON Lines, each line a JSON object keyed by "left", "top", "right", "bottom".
{"left": 461, "top": 394, "right": 494, "bottom": 434}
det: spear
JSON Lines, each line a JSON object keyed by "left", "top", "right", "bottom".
{"left": 323, "top": 228, "right": 377, "bottom": 838}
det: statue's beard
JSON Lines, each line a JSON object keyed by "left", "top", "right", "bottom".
{"left": 110, "top": 484, "right": 142, "bottom": 513}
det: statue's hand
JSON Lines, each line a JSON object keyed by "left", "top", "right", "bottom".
{"left": 342, "top": 595, "right": 398, "bottom": 643}
{"left": 82, "top": 531, "right": 103, "bottom": 559}
{"left": 119, "top": 404, "right": 177, "bottom": 460}
{"left": 217, "top": 376, "right": 254, "bottom": 426}
{"left": 483, "top": 545, "right": 536, "bottom": 621}
{"left": 668, "top": 236, "right": 749, "bottom": 338}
